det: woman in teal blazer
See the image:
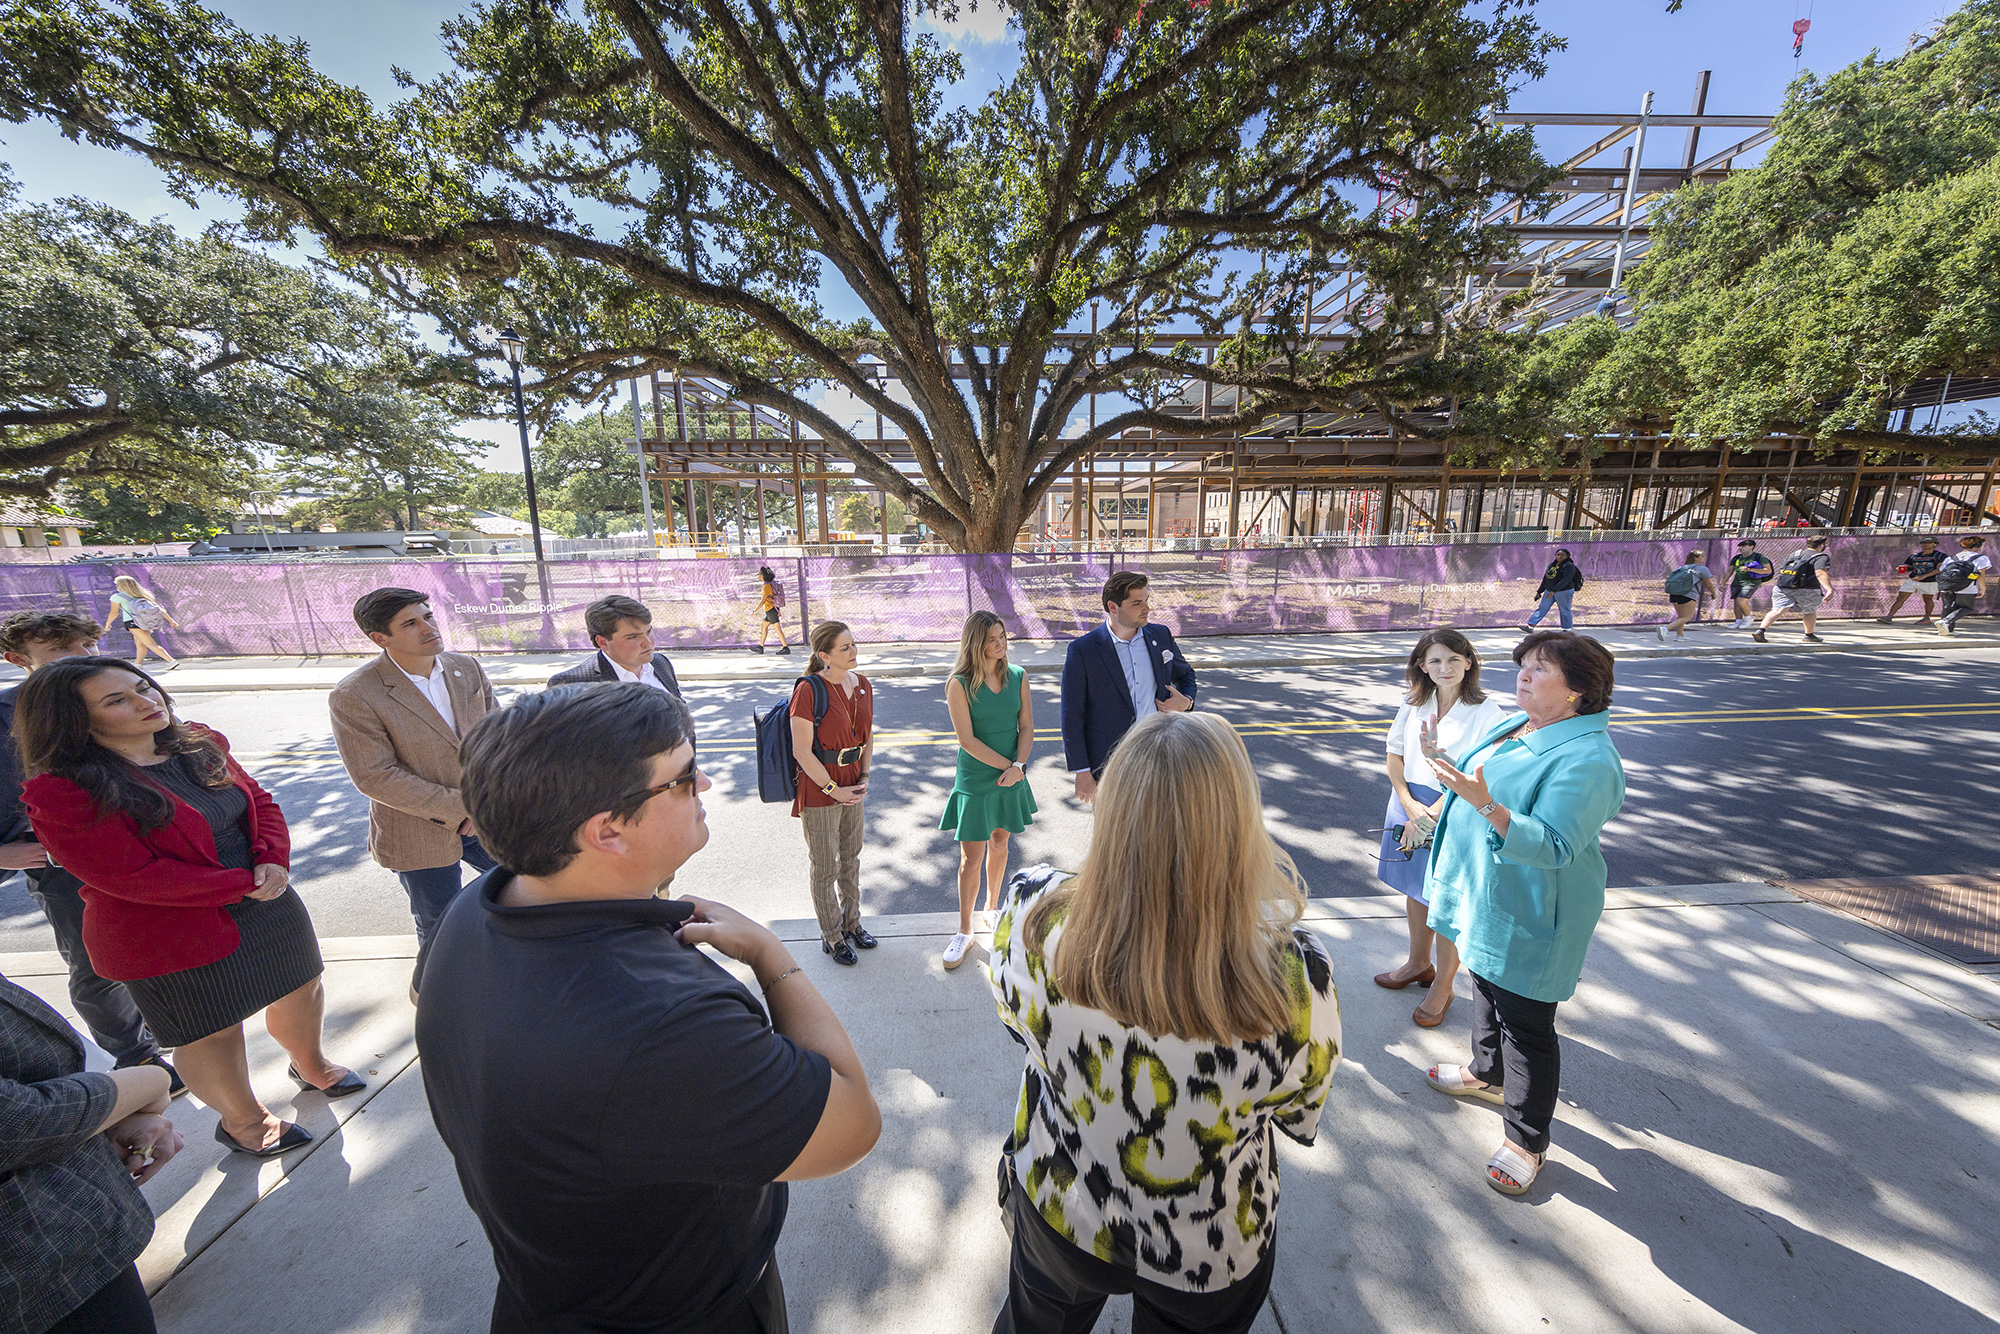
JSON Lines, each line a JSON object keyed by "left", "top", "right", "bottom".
{"left": 1417, "top": 631, "right": 1625, "bottom": 1198}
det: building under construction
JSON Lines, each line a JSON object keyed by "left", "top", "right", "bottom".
{"left": 627, "top": 75, "right": 1999, "bottom": 552}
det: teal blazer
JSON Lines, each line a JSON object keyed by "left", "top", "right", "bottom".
{"left": 1425, "top": 710, "right": 1626, "bottom": 1003}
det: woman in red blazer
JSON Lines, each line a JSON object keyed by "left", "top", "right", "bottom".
{"left": 18, "top": 657, "right": 362, "bottom": 1159}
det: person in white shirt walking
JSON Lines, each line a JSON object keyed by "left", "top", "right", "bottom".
{"left": 546, "top": 595, "right": 684, "bottom": 697}
{"left": 1935, "top": 535, "right": 1991, "bottom": 637}
{"left": 329, "top": 588, "right": 499, "bottom": 996}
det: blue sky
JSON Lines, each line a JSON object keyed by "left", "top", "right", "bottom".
{"left": 0, "top": 0, "right": 1969, "bottom": 463}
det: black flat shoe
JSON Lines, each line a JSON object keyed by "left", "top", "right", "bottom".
{"left": 289, "top": 1063, "right": 368, "bottom": 1099}
{"left": 845, "top": 926, "right": 879, "bottom": 950}
{"left": 823, "top": 938, "right": 859, "bottom": 966}
{"left": 214, "top": 1119, "right": 312, "bottom": 1159}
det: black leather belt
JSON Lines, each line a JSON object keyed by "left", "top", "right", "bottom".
{"left": 814, "top": 745, "right": 863, "bottom": 765}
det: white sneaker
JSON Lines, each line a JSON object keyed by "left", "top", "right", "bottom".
{"left": 942, "top": 933, "right": 972, "bottom": 970}
{"left": 1657, "top": 625, "right": 1669, "bottom": 641}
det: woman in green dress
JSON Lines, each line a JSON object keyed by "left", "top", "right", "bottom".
{"left": 939, "top": 611, "right": 1037, "bottom": 969}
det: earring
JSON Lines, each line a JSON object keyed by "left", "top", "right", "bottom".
{"left": 1567, "top": 693, "right": 1578, "bottom": 702}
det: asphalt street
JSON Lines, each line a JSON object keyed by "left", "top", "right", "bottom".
{"left": 3, "top": 645, "right": 1996, "bottom": 953}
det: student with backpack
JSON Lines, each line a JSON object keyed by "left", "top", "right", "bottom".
{"left": 1753, "top": 535, "right": 1832, "bottom": 643}
{"left": 1657, "top": 551, "right": 1717, "bottom": 642}
{"left": 1877, "top": 536, "right": 1947, "bottom": 625}
{"left": 788, "top": 621, "right": 875, "bottom": 965}
{"left": 1523, "top": 549, "right": 1583, "bottom": 631}
{"left": 1934, "top": 535, "right": 1990, "bottom": 637}
{"left": 752, "top": 565, "right": 792, "bottom": 655}
{"left": 106, "top": 574, "right": 183, "bottom": 670}
{"left": 1726, "top": 539, "right": 1776, "bottom": 628}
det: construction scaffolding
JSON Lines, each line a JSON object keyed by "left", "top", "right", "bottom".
{"left": 623, "top": 74, "right": 1998, "bottom": 554}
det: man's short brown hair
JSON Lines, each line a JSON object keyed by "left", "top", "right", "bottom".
{"left": 585, "top": 595, "right": 652, "bottom": 646}
{"left": 353, "top": 587, "right": 430, "bottom": 637}
{"left": 1101, "top": 571, "right": 1148, "bottom": 614}
{"left": 0, "top": 610, "right": 103, "bottom": 656}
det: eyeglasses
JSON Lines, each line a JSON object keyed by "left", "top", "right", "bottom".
{"left": 618, "top": 765, "right": 702, "bottom": 807}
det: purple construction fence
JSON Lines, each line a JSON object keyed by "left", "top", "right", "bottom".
{"left": 2, "top": 533, "right": 1981, "bottom": 658}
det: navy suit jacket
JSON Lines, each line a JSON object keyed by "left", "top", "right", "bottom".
{"left": 545, "top": 650, "right": 682, "bottom": 697}
{"left": 0, "top": 683, "right": 26, "bottom": 844}
{"left": 1060, "top": 623, "right": 1198, "bottom": 774}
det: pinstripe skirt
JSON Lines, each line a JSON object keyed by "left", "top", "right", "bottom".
{"left": 123, "top": 890, "right": 324, "bottom": 1047}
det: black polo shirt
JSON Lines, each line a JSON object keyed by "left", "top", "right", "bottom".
{"left": 416, "top": 871, "right": 831, "bottom": 1333}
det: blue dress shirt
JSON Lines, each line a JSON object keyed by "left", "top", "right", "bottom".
{"left": 1106, "top": 621, "right": 1157, "bottom": 727}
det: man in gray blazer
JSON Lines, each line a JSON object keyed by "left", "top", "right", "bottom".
{"left": 329, "top": 587, "right": 499, "bottom": 995}
{"left": 546, "top": 595, "right": 683, "bottom": 697}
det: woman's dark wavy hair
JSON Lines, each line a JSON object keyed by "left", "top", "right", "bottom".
{"left": 14, "top": 657, "right": 231, "bottom": 830}
{"left": 1403, "top": 628, "right": 1487, "bottom": 707}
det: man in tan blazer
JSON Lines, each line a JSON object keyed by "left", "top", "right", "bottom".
{"left": 329, "top": 586, "right": 499, "bottom": 993}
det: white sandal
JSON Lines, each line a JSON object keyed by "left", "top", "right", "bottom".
{"left": 1486, "top": 1142, "right": 1544, "bottom": 1196}
{"left": 1427, "top": 1064, "right": 1504, "bottom": 1106}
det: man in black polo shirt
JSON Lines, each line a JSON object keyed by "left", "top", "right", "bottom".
{"left": 417, "top": 683, "right": 881, "bottom": 1333}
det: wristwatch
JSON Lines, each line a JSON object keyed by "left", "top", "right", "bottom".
{"left": 1475, "top": 800, "right": 1499, "bottom": 818}
{"left": 819, "top": 779, "right": 837, "bottom": 796}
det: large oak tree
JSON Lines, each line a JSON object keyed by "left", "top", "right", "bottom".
{"left": 0, "top": 0, "right": 1559, "bottom": 550}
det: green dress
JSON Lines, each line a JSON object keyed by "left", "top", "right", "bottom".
{"left": 939, "top": 663, "right": 1039, "bottom": 842}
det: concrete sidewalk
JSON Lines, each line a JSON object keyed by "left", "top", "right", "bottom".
{"left": 6, "top": 881, "right": 1996, "bottom": 1333}
{"left": 6, "top": 616, "right": 1990, "bottom": 694}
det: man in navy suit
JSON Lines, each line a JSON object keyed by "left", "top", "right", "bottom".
{"left": 546, "top": 595, "right": 684, "bottom": 698}
{"left": 1061, "top": 571, "right": 1198, "bottom": 801}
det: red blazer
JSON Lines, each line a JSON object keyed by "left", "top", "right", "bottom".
{"left": 23, "top": 728, "right": 291, "bottom": 982}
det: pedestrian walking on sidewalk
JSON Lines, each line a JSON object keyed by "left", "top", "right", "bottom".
{"left": 791, "top": 621, "right": 876, "bottom": 964}
{"left": 1726, "top": 539, "right": 1775, "bottom": 628}
{"left": 106, "top": 575, "right": 181, "bottom": 671}
{"left": 988, "top": 710, "right": 1341, "bottom": 1334}
{"left": 1524, "top": 549, "right": 1582, "bottom": 630}
{"left": 1935, "top": 535, "right": 1990, "bottom": 637}
{"left": 938, "top": 611, "right": 1037, "bottom": 971}
{"left": 1422, "top": 631, "right": 1625, "bottom": 1198}
{"left": 19, "top": 658, "right": 363, "bottom": 1160}
{"left": 1877, "top": 536, "right": 1946, "bottom": 625}
{"left": 0, "top": 612, "right": 182, "bottom": 1099}
{"left": 1658, "top": 550, "right": 1717, "bottom": 641}
{"left": 1375, "top": 629, "right": 1505, "bottom": 1028}
{"left": 329, "top": 588, "right": 499, "bottom": 997}
{"left": 419, "top": 684, "right": 880, "bottom": 1334}
{"left": 752, "top": 565, "right": 792, "bottom": 654}
{"left": 1753, "top": 536, "right": 1832, "bottom": 642}
{"left": 1, "top": 973, "right": 185, "bottom": 1334}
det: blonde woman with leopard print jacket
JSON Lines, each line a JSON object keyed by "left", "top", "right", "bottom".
{"left": 987, "top": 710, "right": 1341, "bottom": 1334}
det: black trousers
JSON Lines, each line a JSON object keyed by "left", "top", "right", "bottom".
{"left": 25, "top": 867, "right": 160, "bottom": 1064}
{"left": 1941, "top": 591, "right": 1976, "bottom": 630}
{"left": 48, "top": 1265, "right": 157, "bottom": 1334}
{"left": 1467, "top": 971, "right": 1562, "bottom": 1155}
{"left": 994, "top": 1169, "right": 1273, "bottom": 1334}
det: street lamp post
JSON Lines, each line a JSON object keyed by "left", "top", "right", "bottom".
{"left": 495, "top": 327, "right": 548, "bottom": 564}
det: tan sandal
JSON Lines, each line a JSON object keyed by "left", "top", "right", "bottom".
{"left": 1486, "top": 1142, "right": 1544, "bottom": 1196}
{"left": 1426, "top": 1063, "right": 1503, "bottom": 1105}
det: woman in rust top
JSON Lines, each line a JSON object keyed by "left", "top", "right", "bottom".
{"left": 18, "top": 657, "right": 361, "bottom": 1160}
{"left": 789, "top": 621, "right": 876, "bottom": 965}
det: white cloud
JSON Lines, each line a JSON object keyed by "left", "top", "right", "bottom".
{"left": 923, "top": 1, "right": 1011, "bottom": 44}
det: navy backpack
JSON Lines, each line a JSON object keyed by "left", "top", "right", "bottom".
{"left": 754, "top": 675, "right": 830, "bottom": 803}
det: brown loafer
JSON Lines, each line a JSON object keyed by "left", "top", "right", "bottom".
{"left": 1373, "top": 965, "right": 1435, "bottom": 990}
{"left": 1413, "top": 993, "right": 1454, "bottom": 1028}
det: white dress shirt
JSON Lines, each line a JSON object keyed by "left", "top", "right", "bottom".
{"left": 400, "top": 658, "right": 457, "bottom": 734}
{"left": 607, "top": 654, "right": 672, "bottom": 693}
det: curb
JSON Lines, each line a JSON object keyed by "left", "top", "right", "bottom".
{"left": 139, "top": 630, "right": 1992, "bottom": 692}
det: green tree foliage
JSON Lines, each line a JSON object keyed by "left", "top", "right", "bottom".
{"left": 0, "top": 172, "right": 459, "bottom": 502}
{"left": 0, "top": 0, "right": 1559, "bottom": 549}
{"left": 61, "top": 483, "right": 228, "bottom": 542}
{"left": 1464, "top": 3, "right": 2000, "bottom": 466}
{"left": 281, "top": 389, "right": 488, "bottom": 530}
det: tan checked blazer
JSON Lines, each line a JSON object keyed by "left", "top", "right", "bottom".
{"left": 328, "top": 652, "right": 498, "bottom": 873}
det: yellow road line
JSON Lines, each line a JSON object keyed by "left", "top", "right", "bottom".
{"left": 232, "top": 700, "right": 2000, "bottom": 764}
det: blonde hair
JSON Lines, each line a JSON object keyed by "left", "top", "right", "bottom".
{"left": 807, "top": 620, "right": 851, "bottom": 675}
{"left": 949, "top": 611, "right": 1008, "bottom": 696}
{"left": 112, "top": 575, "right": 152, "bottom": 599}
{"left": 1025, "top": 711, "right": 1306, "bottom": 1043}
